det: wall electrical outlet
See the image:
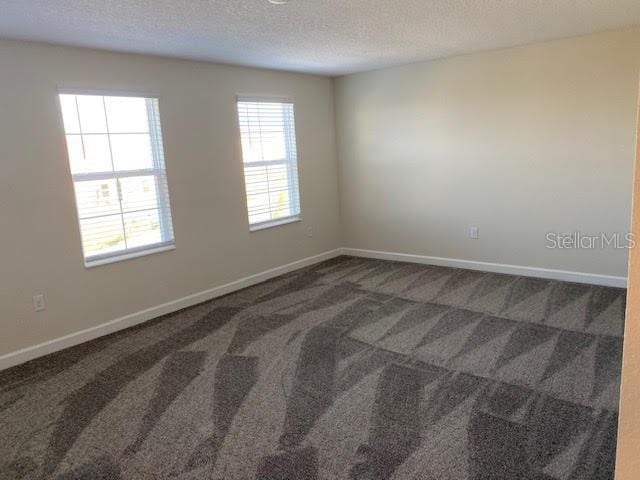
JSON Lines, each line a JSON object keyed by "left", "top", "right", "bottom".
{"left": 33, "top": 294, "right": 46, "bottom": 312}
{"left": 306, "top": 227, "right": 313, "bottom": 238}
{"left": 469, "top": 226, "right": 479, "bottom": 239}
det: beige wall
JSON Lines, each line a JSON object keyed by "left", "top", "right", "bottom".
{"left": 2, "top": 30, "right": 640, "bottom": 359}
{"left": 335, "top": 28, "right": 640, "bottom": 277}
{"left": 615, "top": 81, "right": 640, "bottom": 480}
{"left": 0, "top": 40, "right": 341, "bottom": 356}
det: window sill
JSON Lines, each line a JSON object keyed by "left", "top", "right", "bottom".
{"left": 249, "top": 216, "right": 301, "bottom": 232}
{"left": 84, "top": 243, "right": 176, "bottom": 268}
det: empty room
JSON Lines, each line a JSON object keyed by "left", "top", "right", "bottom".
{"left": 2, "top": 1, "right": 640, "bottom": 479}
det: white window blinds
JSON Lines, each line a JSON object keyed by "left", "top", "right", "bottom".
{"left": 59, "top": 93, "right": 174, "bottom": 266}
{"left": 237, "top": 99, "right": 301, "bottom": 229}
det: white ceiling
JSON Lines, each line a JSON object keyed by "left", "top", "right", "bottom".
{"left": 1, "top": 0, "right": 639, "bottom": 76}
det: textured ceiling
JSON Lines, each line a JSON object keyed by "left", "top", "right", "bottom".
{"left": 1, "top": 0, "right": 639, "bottom": 76}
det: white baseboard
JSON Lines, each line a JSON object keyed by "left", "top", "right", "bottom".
{"left": 0, "top": 248, "right": 342, "bottom": 372}
{"left": 342, "top": 248, "right": 628, "bottom": 288}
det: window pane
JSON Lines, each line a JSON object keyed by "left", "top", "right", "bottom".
{"left": 266, "top": 164, "right": 291, "bottom": 218}
{"left": 244, "top": 165, "right": 269, "bottom": 195}
{"left": 76, "top": 95, "right": 108, "bottom": 133}
{"left": 247, "top": 196, "right": 271, "bottom": 224}
{"left": 66, "top": 134, "right": 113, "bottom": 174}
{"left": 119, "top": 176, "right": 159, "bottom": 213}
{"left": 80, "top": 214, "right": 126, "bottom": 257}
{"left": 266, "top": 163, "right": 289, "bottom": 191}
{"left": 74, "top": 179, "right": 121, "bottom": 219}
{"left": 105, "top": 96, "right": 150, "bottom": 133}
{"left": 239, "top": 136, "right": 263, "bottom": 163}
{"left": 269, "top": 190, "right": 291, "bottom": 219}
{"left": 123, "top": 209, "right": 162, "bottom": 248}
{"left": 260, "top": 124, "right": 286, "bottom": 161}
{"left": 239, "top": 122, "right": 286, "bottom": 162}
{"left": 59, "top": 95, "right": 80, "bottom": 134}
{"left": 110, "top": 133, "right": 154, "bottom": 171}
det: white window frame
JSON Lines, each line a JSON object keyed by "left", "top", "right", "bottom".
{"left": 58, "top": 89, "right": 175, "bottom": 267}
{"left": 236, "top": 96, "right": 302, "bottom": 231}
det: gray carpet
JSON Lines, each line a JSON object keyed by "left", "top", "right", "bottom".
{"left": 0, "top": 256, "right": 625, "bottom": 479}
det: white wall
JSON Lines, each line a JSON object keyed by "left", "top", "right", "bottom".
{"left": 335, "top": 28, "right": 640, "bottom": 277}
{"left": 0, "top": 40, "right": 341, "bottom": 357}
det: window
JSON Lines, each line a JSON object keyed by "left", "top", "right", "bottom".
{"left": 59, "top": 92, "right": 174, "bottom": 266}
{"left": 237, "top": 98, "right": 301, "bottom": 230}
